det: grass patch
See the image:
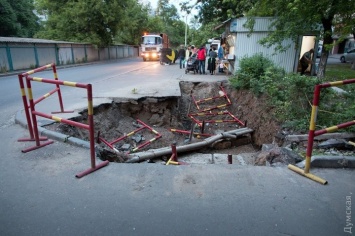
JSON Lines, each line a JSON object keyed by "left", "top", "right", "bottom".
{"left": 325, "top": 63, "right": 355, "bottom": 81}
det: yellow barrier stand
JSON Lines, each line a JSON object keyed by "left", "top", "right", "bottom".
{"left": 288, "top": 79, "right": 355, "bottom": 185}
{"left": 166, "top": 156, "right": 179, "bottom": 166}
{"left": 288, "top": 164, "right": 328, "bottom": 185}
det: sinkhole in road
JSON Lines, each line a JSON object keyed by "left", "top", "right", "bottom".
{"left": 48, "top": 81, "right": 280, "bottom": 164}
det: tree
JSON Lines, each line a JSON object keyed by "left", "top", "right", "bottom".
{"left": 116, "top": 0, "right": 187, "bottom": 47}
{"left": 246, "top": 0, "right": 355, "bottom": 78}
{"left": 181, "top": 13, "right": 224, "bottom": 48}
{"left": 34, "top": 0, "right": 187, "bottom": 48}
{"left": 114, "top": 1, "right": 153, "bottom": 45}
{"left": 180, "top": 0, "right": 256, "bottom": 25}
{"left": 157, "top": 0, "right": 180, "bottom": 24}
{"left": 0, "top": 0, "right": 39, "bottom": 37}
{"left": 156, "top": 0, "right": 185, "bottom": 47}
{"left": 333, "top": 8, "right": 355, "bottom": 70}
{"left": 35, "top": 0, "right": 130, "bottom": 47}
{"left": 179, "top": 0, "right": 255, "bottom": 48}
{"left": 143, "top": 15, "right": 165, "bottom": 35}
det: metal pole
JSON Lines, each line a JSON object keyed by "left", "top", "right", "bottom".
{"left": 22, "top": 78, "right": 54, "bottom": 152}
{"left": 76, "top": 84, "right": 109, "bottom": 178}
{"left": 184, "top": 15, "right": 187, "bottom": 47}
{"left": 228, "top": 154, "right": 232, "bottom": 164}
{"left": 87, "top": 84, "right": 96, "bottom": 169}
{"left": 304, "top": 85, "right": 320, "bottom": 173}
{"left": 52, "top": 63, "right": 65, "bottom": 113}
{"left": 189, "top": 122, "right": 194, "bottom": 142}
{"left": 18, "top": 73, "right": 34, "bottom": 140}
{"left": 201, "top": 120, "right": 205, "bottom": 134}
{"left": 172, "top": 143, "right": 177, "bottom": 162}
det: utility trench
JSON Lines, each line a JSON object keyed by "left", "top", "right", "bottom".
{"left": 47, "top": 81, "right": 281, "bottom": 164}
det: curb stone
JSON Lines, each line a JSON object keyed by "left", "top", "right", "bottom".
{"left": 296, "top": 155, "right": 355, "bottom": 168}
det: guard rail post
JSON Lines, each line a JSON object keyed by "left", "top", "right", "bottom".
{"left": 75, "top": 83, "right": 109, "bottom": 178}
{"left": 17, "top": 65, "right": 53, "bottom": 142}
{"left": 288, "top": 78, "right": 355, "bottom": 185}
{"left": 51, "top": 63, "right": 73, "bottom": 114}
{"left": 22, "top": 76, "right": 54, "bottom": 152}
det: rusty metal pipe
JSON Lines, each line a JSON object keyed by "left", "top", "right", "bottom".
{"left": 125, "top": 128, "right": 253, "bottom": 163}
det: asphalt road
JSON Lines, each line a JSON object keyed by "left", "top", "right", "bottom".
{"left": 0, "top": 57, "right": 354, "bottom": 236}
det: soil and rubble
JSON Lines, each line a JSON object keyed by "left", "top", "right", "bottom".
{"left": 45, "top": 81, "right": 355, "bottom": 166}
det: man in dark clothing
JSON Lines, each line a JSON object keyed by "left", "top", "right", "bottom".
{"left": 178, "top": 45, "right": 186, "bottom": 69}
{"left": 300, "top": 49, "right": 314, "bottom": 75}
{"left": 208, "top": 47, "right": 217, "bottom": 74}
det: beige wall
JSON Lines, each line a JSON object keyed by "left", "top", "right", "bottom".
{"left": 300, "top": 36, "right": 316, "bottom": 59}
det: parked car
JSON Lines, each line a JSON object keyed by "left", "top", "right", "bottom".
{"left": 340, "top": 48, "right": 355, "bottom": 63}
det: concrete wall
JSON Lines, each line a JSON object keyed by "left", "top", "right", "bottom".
{"left": 0, "top": 48, "right": 7, "bottom": 72}
{"left": 8, "top": 43, "right": 37, "bottom": 70}
{"left": 0, "top": 41, "right": 139, "bottom": 72}
{"left": 37, "top": 44, "right": 57, "bottom": 66}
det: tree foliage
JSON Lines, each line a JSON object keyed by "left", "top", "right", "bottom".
{"left": 116, "top": 0, "right": 185, "bottom": 46}
{"left": 188, "top": 19, "right": 222, "bottom": 47}
{"left": 229, "top": 53, "right": 344, "bottom": 132}
{"left": 114, "top": 1, "right": 152, "bottom": 45}
{"left": 180, "top": 0, "right": 256, "bottom": 25}
{"left": 35, "top": 0, "right": 130, "bottom": 47}
{"left": 34, "top": 0, "right": 187, "bottom": 48}
{"left": 0, "top": 0, "right": 40, "bottom": 37}
{"left": 156, "top": 0, "right": 185, "bottom": 47}
{"left": 144, "top": 15, "right": 165, "bottom": 36}
{"left": 157, "top": 0, "right": 180, "bottom": 23}
{"left": 179, "top": 0, "right": 256, "bottom": 47}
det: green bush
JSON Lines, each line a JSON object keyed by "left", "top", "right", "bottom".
{"left": 229, "top": 53, "right": 275, "bottom": 94}
{"left": 316, "top": 83, "right": 355, "bottom": 132}
{"left": 276, "top": 74, "right": 321, "bottom": 131}
{"left": 228, "top": 53, "right": 352, "bottom": 132}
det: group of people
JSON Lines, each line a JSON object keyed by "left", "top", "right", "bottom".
{"left": 177, "top": 44, "right": 225, "bottom": 75}
{"left": 178, "top": 43, "right": 316, "bottom": 76}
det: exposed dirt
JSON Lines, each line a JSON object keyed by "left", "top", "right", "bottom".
{"left": 46, "top": 81, "right": 282, "bottom": 161}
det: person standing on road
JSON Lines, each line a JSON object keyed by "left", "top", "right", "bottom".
{"left": 185, "top": 45, "right": 191, "bottom": 68}
{"left": 208, "top": 47, "right": 217, "bottom": 75}
{"left": 300, "top": 49, "right": 314, "bottom": 75}
{"left": 178, "top": 45, "right": 186, "bottom": 69}
{"left": 207, "top": 48, "right": 212, "bottom": 72}
{"left": 197, "top": 45, "right": 207, "bottom": 74}
{"left": 218, "top": 43, "right": 225, "bottom": 61}
{"left": 218, "top": 44, "right": 225, "bottom": 73}
{"left": 191, "top": 45, "right": 197, "bottom": 55}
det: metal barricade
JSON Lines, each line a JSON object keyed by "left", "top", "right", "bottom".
{"left": 23, "top": 75, "right": 109, "bottom": 178}
{"left": 97, "top": 119, "right": 162, "bottom": 154}
{"left": 288, "top": 78, "right": 355, "bottom": 184}
{"left": 18, "top": 63, "right": 73, "bottom": 142}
